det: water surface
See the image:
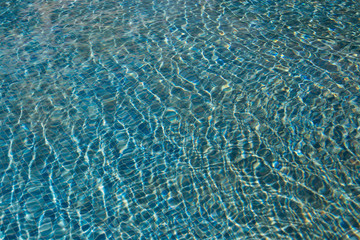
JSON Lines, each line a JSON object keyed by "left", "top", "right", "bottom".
{"left": 0, "top": 0, "right": 360, "bottom": 239}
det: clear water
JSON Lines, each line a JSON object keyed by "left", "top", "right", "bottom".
{"left": 1, "top": 0, "right": 360, "bottom": 239}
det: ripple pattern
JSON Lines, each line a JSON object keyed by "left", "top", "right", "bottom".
{"left": 0, "top": 0, "right": 360, "bottom": 239}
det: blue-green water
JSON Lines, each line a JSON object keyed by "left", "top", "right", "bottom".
{"left": 1, "top": 0, "right": 360, "bottom": 239}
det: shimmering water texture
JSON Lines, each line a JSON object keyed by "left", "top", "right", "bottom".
{"left": 1, "top": 0, "right": 360, "bottom": 239}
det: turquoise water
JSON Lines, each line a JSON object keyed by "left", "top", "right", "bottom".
{"left": 1, "top": 0, "right": 360, "bottom": 239}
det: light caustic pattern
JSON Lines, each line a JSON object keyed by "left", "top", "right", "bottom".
{"left": 0, "top": 0, "right": 360, "bottom": 239}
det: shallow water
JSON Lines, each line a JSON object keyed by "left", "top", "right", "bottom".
{"left": 0, "top": 0, "right": 360, "bottom": 239}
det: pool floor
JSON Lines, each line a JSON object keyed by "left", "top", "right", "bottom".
{"left": 0, "top": 0, "right": 360, "bottom": 239}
